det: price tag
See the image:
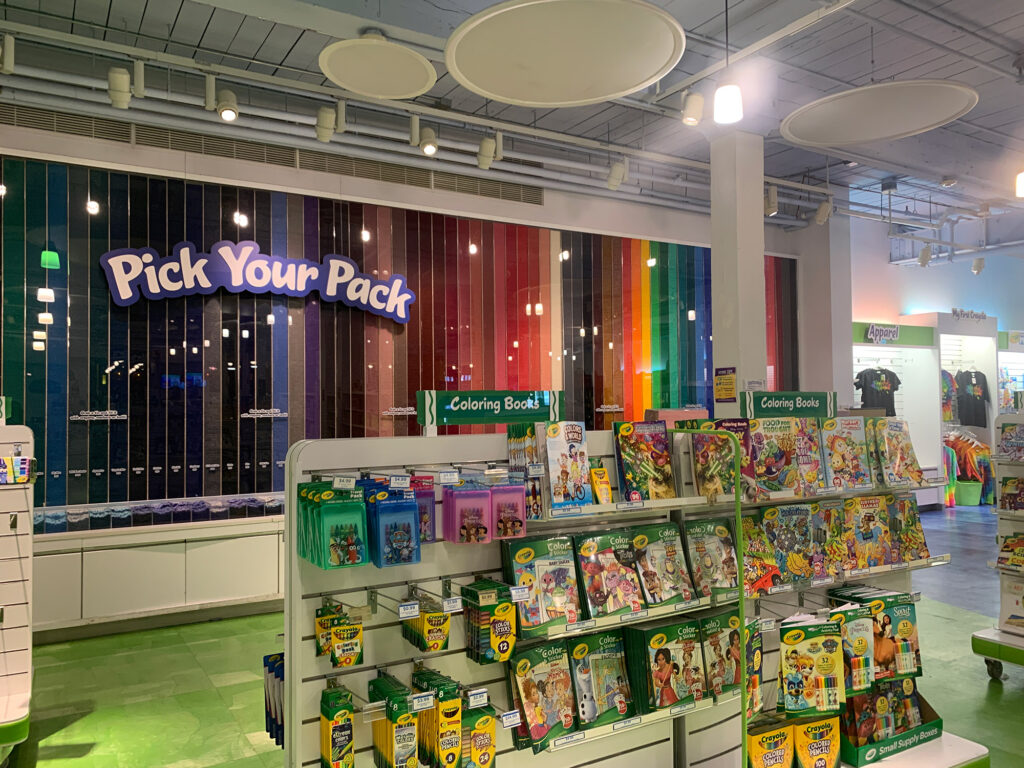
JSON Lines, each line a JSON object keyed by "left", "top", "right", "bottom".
{"left": 616, "top": 500, "right": 645, "bottom": 510}
{"left": 467, "top": 689, "right": 488, "bottom": 708}
{"left": 332, "top": 476, "right": 356, "bottom": 490}
{"left": 555, "top": 506, "right": 583, "bottom": 517}
{"left": 619, "top": 610, "right": 649, "bottom": 623}
{"left": 810, "top": 577, "right": 834, "bottom": 587}
{"left": 477, "top": 590, "right": 498, "bottom": 606}
{"left": 563, "top": 619, "right": 595, "bottom": 634}
{"left": 675, "top": 600, "right": 700, "bottom": 612}
{"left": 510, "top": 586, "right": 531, "bottom": 603}
{"left": 848, "top": 568, "right": 869, "bottom": 577}
{"left": 442, "top": 597, "right": 463, "bottom": 614}
{"left": 890, "top": 562, "right": 909, "bottom": 570}
{"left": 552, "top": 732, "right": 585, "bottom": 748}
{"left": 759, "top": 618, "right": 777, "bottom": 632}
{"left": 670, "top": 702, "right": 695, "bottom": 716}
{"left": 439, "top": 470, "right": 459, "bottom": 485}
{"left": 768, "top": 584, "right": 793, "bottom": 595}
{"left": 500, "top": 710, "right": 522, "bottom": 729}
{"left": 389, "top": 475, "right": 411, "bottom": 490}
{"left": 409, "top": 692, "right": 434, "bottom": 712}
{"left": 398, "top": 601, "right": 420, "bottom": 620}
{"left": 612, "top": 717, "right": 641, "bottom": 731}
{"left": 527, "top": 463, "right": 544, "bottom": 477}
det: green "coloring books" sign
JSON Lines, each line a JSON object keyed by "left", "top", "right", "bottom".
{"left": 740, "top": 391, "right": 837, "bottom": 419}
{"left": 416, "top": 390, "right": 564, "bottom": 427}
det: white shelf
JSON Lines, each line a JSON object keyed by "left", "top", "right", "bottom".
{"left": 842, "top": 732, "right": 988, "bottom": 768}
{"left": 546, "top": 596, "right": 713, "bottom": 640}
{"left": 547, "top": 697, "right": 716, "bottom": 752}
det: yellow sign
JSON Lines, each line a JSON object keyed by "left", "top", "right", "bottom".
{"left": 714, "top": 366, "right": 737, "bottom": 403}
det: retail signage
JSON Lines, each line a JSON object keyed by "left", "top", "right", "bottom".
{"left": 951, "top": 308, "right": 988, "bottom": 322}
{"left": 99, "top": 240, "right": 416, "bottom": 323}
{"left": 740, "top": 391, "right": 837, "bottom": 419}
{"left": 713, "top": 367, "right": 737, "bottom": 403}
{"left": 416, "top": 390, "right": 564, "bottom": 427}
{"left": 865, "top": 323, "right": 899, "bottom": 344}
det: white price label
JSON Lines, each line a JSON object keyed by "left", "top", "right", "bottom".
{"left": 768, "top": 584, "right": 793, "bottom": 595}
{"left": 552, "top": 732, "right": 585, "bottom": 748}
{"left": 477, "top": 590, "right": 498, "bottom": 606}
{"left": 616, "top": 500, "right": 645, "bottom": 510}
{"left": 510, "top": 586, "right": 531, "bottom": 603}
{"left": 891, "top": 562, "right": 909, "bottom": 570}
{"left": 675, "top": 600, "right": 700, "bottom": 612}
{"left": 527, "top": 463, "right": 544, "bottom": 477}
{"left": 563, "top": 619, "right": 595, "bottom": 634}
{"left": 848, "top": 568, "right": 869, "bottom": 577}
{"left": 612, "top": 717, "right": 641, "bottom": 731}
{"left": 811, "top": 577, "right": 834, "bottom": 587}
{"left": 439, "top": 470, "right": 459, "bottom": 485}
{"left": 442, "top": 597, "right": 463, "bottom": 614}
{"left": 670, "top": 702, "right": 695, "bottom": 715}
{"left": 389, "top": 475, "right": 411, "bottom": 489}
{"left": 398, "top": 601, "right": 420, "bottom": 620}
{"left": 332, "top": 476, "right": 356, "bottom": 490}
{"left": 619, "top": 610, "right": 649, "bottom": 623}
{"left": 467, "top": 689, "right": 488, "bottom": 708}
{"left": 500, "top": 710, "right": 522, "bottom": 729}
{"left": 409, "top": 693, "right": 434, "bottom": 712}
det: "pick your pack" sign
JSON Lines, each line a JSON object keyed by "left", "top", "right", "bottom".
{"left": 99, "top": 240, "right": 416, "bottom": 324}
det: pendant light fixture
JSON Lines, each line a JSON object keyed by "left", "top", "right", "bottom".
{"left": 713, "top": 0, "right": 743, "bottom": 125}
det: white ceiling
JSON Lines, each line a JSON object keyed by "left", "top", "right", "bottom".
{"left": 1, "top": 0, "right": 1023, "bottom": 217}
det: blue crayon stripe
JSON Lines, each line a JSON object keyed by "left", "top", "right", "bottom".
{"left": 270, "top": 191, "right": 288, "bottom": 491}
{"left": 107, "top": 172, "right": 130, "bottom": 502}
{"left": 45, "top": 163, "right": 68, "bottom": 507}
{"left": 65, "top": 164, "right": 89, "bottom": 504}
{"left": 165, "top": 179, "right": 186, "bottom": 499}
{"left": 253, "top": 190, "right": 273, "bottom": 493}
{"left": 127, "top": 174, "right": 149, "bottom": 500}
{"left": 147, "top": 178, "right": 167, "bottom": 500}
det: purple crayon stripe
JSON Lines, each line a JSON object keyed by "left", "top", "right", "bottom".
{"left": 303, "top": 195, "right": 320, "bottom": 438}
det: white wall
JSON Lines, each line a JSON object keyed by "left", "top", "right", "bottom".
{"left": 851, "top": 217, "right": 1024, "bottom": 328}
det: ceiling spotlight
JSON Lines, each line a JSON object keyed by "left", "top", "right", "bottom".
{"left": 216, "top": 89, "right": 239, "bottom": 122}
{"left": 687, "top": 309, "right": 696, "bottom": 321}
{"left": 917, "top": 245, "right": 932, "bottom": 268}
{"left": 940, "top": 176, "right": 957, "bottom": 188}
{"left": 419, "top": 126, "right": 438, "bottom": 156}
{"left": 86, "top": 199, "right": 99, "bottom": 215}
{"left": 360, "top": 228, "right": 371, "bottom": 243}
{"left": 607, "top": 160, "right": 627, "bottom": 191}
{"left": 32, "top": 340, "right": 44, "bottom": 352}
{"left": 558, "top": 250, "right": 570, "bottom": 262}
{"left": 971, "top": 257, "right": 985, "bottom": 275}
{"left": 1017, "top": 171, "right": 1024, "bottom": 198}
{"left": 232, "top": 211, "right": 249, "bottom": 227}
{"left": 814, "top": 199, "right": 833, "bottom": 226}
{"left": 713, "top": 83, "right": 743, "bottom": 125}
{"left": 315, "top": 106, "right": 336, "bottom": 142}
{"left": 534, "top": 302, "right": 543, "bottom": 316}
{"left": 764, "top": 185, "right": 779, "bottom": 217}
{"left": 107, "top": 67, "right": 131, "bottom": 109}
{"left": 38, "top": 312, "right": 53, "bottom": 325}
{"left": 37, "top": 287, "right": 54, "bottom": 302}
{"left": 468, "top": 243, "right": 478, "bottom": 255}
{"left": 681, "top": 92, "right": 704, "bottom": 126}
{"left": 477, "top": 136, "right": 496, "bottom": 169}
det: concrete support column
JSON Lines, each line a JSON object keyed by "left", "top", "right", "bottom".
{"left": 710, "top": 130, "right": 767, "bottom": 417}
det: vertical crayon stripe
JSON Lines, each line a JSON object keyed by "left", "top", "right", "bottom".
{"left": 107, "top": 172, "right": 129, "bottom": 502}
{"left": 25, "top": 161, "right": 46, "bottom": 507}
{"left": 45, "top": 163, "right": 68, "bottom": 507}
{"left": 270, "top": 191, "right": 288, "bottom": 488}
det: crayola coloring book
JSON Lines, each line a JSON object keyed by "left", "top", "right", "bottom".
{"left": 612, "top": 421, "right": 675, "bottom": 500}
{"left": 624, "top": 617, "right": 706, "bottom": 713}
{"left": 763, "top": 503, "right": 815, "bottom": 585}
{"left": 568, "top": 630, "right": 635, "bottom": 729}
{"left": 629, "top": 523, "right": 697, "bottom": 607}
{"left": 820, "top": 417, "right": 874, "bottom": 492}
{"left": 810, "top": 500, "right": 848, "bottom": 578}
{"left": 875, "top": 419, "right": 925, "bottom": 488}
{"left": 682, "top": 518, "right": 739, "bottom": 602}
{"left": 687, "top": 418, "right": 759, "bottom": 503}
{"left": 699, "top": 607, "right": 743, "bottom": 702}
{"left": 748, "top": 418, "right": 801, "bottom": 499}
{"left": 510, "top": 642, "right": 577, "bottom": 753}
{"left": 741, "top": 514, "right": 782, "bottom": 598}
{"left": 793, "top": 417, "right": 826, "bottom": 497}
{"left": 574, "top": 530, "right": 646, "bottom": 619}
{"left": 544, "top": 421, "right": 593, "bottom": 510}
{"left": 778, "top": 619, "right": 845, "bottom": 717}
{"left": 844, "top": 496, "right": 892, "bottom": 568}
{"left": 501, "top": 535, "right": 581, "bottom": 637}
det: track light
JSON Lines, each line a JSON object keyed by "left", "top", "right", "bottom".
{"left": 814, "top": 199, "right": 833, "bottom": 226}
{"left": 971, "top": 257, "right": 985, "bottom": 275}
{"left": 37, "top": 287, "right": 54, "bottom": 302}
{"left": 764, "top": 185, "right": 779, "bottom": 217}
{"left": 419, "top": 126, "right": 438, "bottom": 156}
{"left": 232, "top": 211, "right": 248, "bottom": 227}
{"left": 204, "top": 74, "right": 216, "bottom": 111}
{"left": 607, "top": 160, "right": 627, "bottom": 191}
{"left": 714, "top": 83, "right": 743, "bottom": 124}
{"left": 133, "top": 60, "right": 145, "bottom": 98}
{"left": 33, "top": 330, "right": 45, "bottom": 340}
{"left": 1017, "top": 171, "right": 1024, "bottom": 198}
{"left": 315, "top": 106, "right": 336, "bottom": 142}
{"left": 216, "top": 90, "right": 238, "bottom": 122}
{"left": 336, "top": 100, "right": 347, "bottom": 133}
{"left": 681, "top": 92, "right": 704, "bottom": 126}
{"left": 917, "top": 245, "right": 932, "bottom": 268}
{"left": 468, "top": 243, "right": 478, "bottom": 255}
{"left": 477, "top": 136, "right": 496, "bottom": 169}
{"left": 107, "top": 67, "right": 131, "bottom": 109}
{"left": 1, "top": 34, "right": 14, "bottom": 75}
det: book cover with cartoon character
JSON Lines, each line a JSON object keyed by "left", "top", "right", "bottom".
{"left": 698, "top": 607, "right": 743, "bottom": 702}
{"left": 628, "top": 522, "right": 697, "bottom": 607}
{"left": 574, "top": 530, "right": 646, "bottom": 619}
{"left": 875, "top": 419, "right": 925, "bottom": 488}
{"left": 844, "top": 496, "right": 893, "bottom": 568}
{"left": 568, "top": 631, "right": 635, "bottom": 729}
{"left": 687, "top": 418, "right": 759, "bottom": 503}
{"left": 763, "top": 503, "right": 815, "bottom": 584}
{"left": 612, "top": 421, "right": 675, "bottom": 501}
{"left": 810, "top": 499, "right": 847, "bottom": 578}
{"left": 820, "top": 417, "right": 874, "bottom": 492}
{"left": 544, "top": 421, "right": 593, "bottom": 510}
{"left": 682, "top": 518, "right": 739, "bottom": 602}
{"left": 510, "top": 642, "right": 578, "bottom": 753}
{"left": 748, "top": 418, "right": 801, "bottom": 499}
{"left": 502, "top": 535, "right": 581, "bottom": 638}
{"left": 740, "top": 514, "right": 783, "bottom": 598}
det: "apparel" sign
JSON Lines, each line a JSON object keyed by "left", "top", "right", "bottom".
{"left": 99, "top": 240, "right": 416, "bottom": 324}
{"left": 865, "top": 323, "right": 900, "bottom": 344}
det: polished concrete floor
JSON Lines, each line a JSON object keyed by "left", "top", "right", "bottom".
{"left": 8, "top": 506, "right": 1022, "bottom": 767}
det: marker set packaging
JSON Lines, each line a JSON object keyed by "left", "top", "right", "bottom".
{"left": 777, "top": 618, "right": 845, "bottom": 717}
{"left": 462, "top": 578, "right": 517, "bottom": 665}
{"left": 297, "top": 482, "right": 368, "bottom": 570}
{"left": 442, "top": 485, "right": 528, "bottom": 544}
{"left": 320, "top": 682, "right": 355, "bottom": 768}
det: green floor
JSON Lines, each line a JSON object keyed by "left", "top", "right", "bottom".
{"left": 6, "top": 599, "right": 1020, "bottom": 767}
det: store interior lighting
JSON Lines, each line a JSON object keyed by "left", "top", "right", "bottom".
{"left": 917, "top": 245, "right": 932, "bottom": 267}
{"left": 0, "top": 184, "right": 6, "bottom": 197}
{"left": 232, "top": 211, "right": 249, "bottom": 227}
{"left": 714, "top": 83, "right": 743, "bottom": 124}
{"left": 764, "top": 185, "right": 779, "bottom": 217}
{"left": 86, "top": 199, "right": 99, "bottom": 215}
{"left": 607, "top": 160, "right": 627, "bottom": 191}
{"left": 681, "top": 92, "right": 704, "bottom": 126}
{"left": 107, "top": 67, "right": 131, "bottom": 109}
{"left": 360, "top": 228, "right": 371, "bottom": 242}
{"left": 814, "top": 199, "right": 833, "bottom": 225}
{"left": 476, "top": 136, "right": 496, "bottom": 169}
{"left": 971, "top": 257, "right": 985, "bottom": 275}
{"left": 38, "top": 312, "right": 53, "bottom": 325}
{"left": 419, "top": 126, "right": 438, "bottom": 156}
{"left": 36, "top": 287, "right": 54, "bottom": 302}
{"left": 315, "top": 106, "right": 336, "bottom": 142}
{"left": 646, "top": 256, "right": 657, "bottom": 267}
{"left": 468, "top": 243, "right": 478, "bottom": 255}
{"left": 1017, "top": 171, "right": 1024, "bottom": 198}
{"left": 217, "top": 89, "right": 239, "bottom": 122}
{"left": 32, "top": 330, "right": 45, "bottom": 340}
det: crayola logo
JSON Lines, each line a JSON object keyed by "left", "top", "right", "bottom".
{"left": 494, "top": 603, "right": 513, "bottom": 618}
{"left": 516, "top": 659, "right": 531, "bottom": 676}
{"left": 728, "top": 616, "right": 740, "bottom": 630}
{"left": 833, "top": 613, "right": 846, "bottom": 627}
{"left": 476, "top": 716, "right": 493, "bottom": 729}
{"left": 805, "top": 722, "right": 833, "bottom": 737}
{"left": 759, "top": 732, "right": 786, "bottom": 749}
{"left": 441, "top": 705, "right": 460, "bottom": 719}
{"left": 322, "top": 490, "right": 335, "bottom": 500}
{"left": 783, "top": 629, "right": 805, "bottom": 645}
{"left": 868, "top": 599, "right": 886, "bottom": 616}
{"left": 619, "top": 423, "right": 634, "bottom": 436}
{"left": 700, "top": 422, "right": 716, "bottom": 431}
{"left": 375, "top": 490, "right": 389, "bottom": 501}
{"left": 750, "top": 419, "right": 760, "bottom": 430}
{"left": 572, "top": 644, "right": 589, "bottom": 660}
{"left": 810, "top": 503, "right": 819, "bottom": 513}
{"left": 397, "top": 713, "right": 413, "bottom": 725}
{"left": 649, "top": 633, "right": 668, "bottom": 649}
{"left": 715, "top": 525, "right": 729, "bottom": 538}
{"left": 823, "top": 419, "right": 837, "bottom": 430}
{"left": 886, "top": 494, "right": 895, "bottom": 504}
{"left": 763, "top": 507, "right": 779, "bottom": 520}
{"left": 579, "top": 541, "right": 597, "bottom": 557}
{"left": 865, "top": 748, "right": 878, "bottom": 761}
{"left": 633, "top": 534, "right": 649, "bottom": 549}
{"left": 744, "top": 628, "right": 750, "bottom": 643}
{"left": 514, "top": 547, "right": 536, "bottom": 564}
{"left": 547, "top": 423, "right": 560, "bottom": 438}
{"left": 903, "top": 679, "right": 915, "bottom": 695}
{"left": 844, "top": 498, "right": 856, "bottom": 510}
{"left": 427, "top": 614, "right": 448, "bottom": 627}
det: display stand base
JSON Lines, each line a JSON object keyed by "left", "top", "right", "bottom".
{"left": 843, "top": 732, "right": 988, "bottom": 768}
{"left": 971, "top": 626, "right": 1024, "bottom": 679}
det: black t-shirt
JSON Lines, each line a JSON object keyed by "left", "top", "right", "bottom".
{"left": 855, "top": 368, "right": 901, "bottom": 416}
{"left": 955, "top": 370, "right": 990, "bottom": 428}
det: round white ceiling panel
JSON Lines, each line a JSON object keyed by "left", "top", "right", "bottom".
{"left": 444, "top": 0, "right": 686, "bottom": 108}
{"left": 780, "top": 80, "right": 978, "bottom": 148}
{"left": 319, "top": 33, "right": 437, "bottom": 100}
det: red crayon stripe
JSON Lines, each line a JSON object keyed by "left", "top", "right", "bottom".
{"left": 493, "top": 221, "right": 507, "bottom": 392}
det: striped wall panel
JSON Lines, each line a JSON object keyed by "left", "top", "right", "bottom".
{"left": 0, "top": 156, "right": 792, "bottom": 508}
{"left": 765, "top": 255, "right": 799, "bottom": 391}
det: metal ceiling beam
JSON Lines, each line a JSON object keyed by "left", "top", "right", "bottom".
{"left": 881, "top": 0, "right": 1022, "bottom": 59}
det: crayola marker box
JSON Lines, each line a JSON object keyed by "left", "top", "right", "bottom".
{"left": 320, "top": 685, "right": 355, "bottom": 768}
{"left": 747, "top": 721, "right": 793, "bottom": 768}
{"left": 793, "top": 716, "right": 840, "bottom": 768}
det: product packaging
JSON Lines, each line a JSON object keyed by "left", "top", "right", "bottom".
{"left": 501, "top": 535, "right": 581, "bottom": 638}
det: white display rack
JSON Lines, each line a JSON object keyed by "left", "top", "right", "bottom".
{"left": 0, "top": 426, "right": 33, "bottom": 753}
{"left": 841, "top": 732, "right": 989, "bottom": 768}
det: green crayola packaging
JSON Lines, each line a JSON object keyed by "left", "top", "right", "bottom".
{"left": 510, "top": 641, "right": 577, "bottom": 753}
{"left": 624, "top": 616, "right": 706, "bottom": 714}
{"left": 461, "top": 706, "right": 496, "bottom": 768}
{"left": 329, "top": 619, "right": 364, "bottom": 668}
{"left": 747, "top": 722, "right": 794, "bottom": 768}
{"left": 568, "top": 630, "right": 635, "bottom": 729}
{"left": 320, "top": 685, "right": 355, "bottom": 768}
{"left": 501, "top": 535, "right": 581, "bottom": 637}
{"left": 699, "top": 607, "right": 743, "bottom": 702}
{"left": 794, "top": 716, "right": 840, "bottom": 768}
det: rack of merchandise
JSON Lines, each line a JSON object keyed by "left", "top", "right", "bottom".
{"left": 0, "top": 425, "right": 33, "bottom": 763}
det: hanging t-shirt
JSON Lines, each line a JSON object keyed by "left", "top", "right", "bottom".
{"left": 941, "top": 370, "right": 957, "bottom": 422}
{"left": 955, "top": 370, "right": 990, "bottom": 428}
{"left": 855, "top": 368, "right": 901, "bottom": 417}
